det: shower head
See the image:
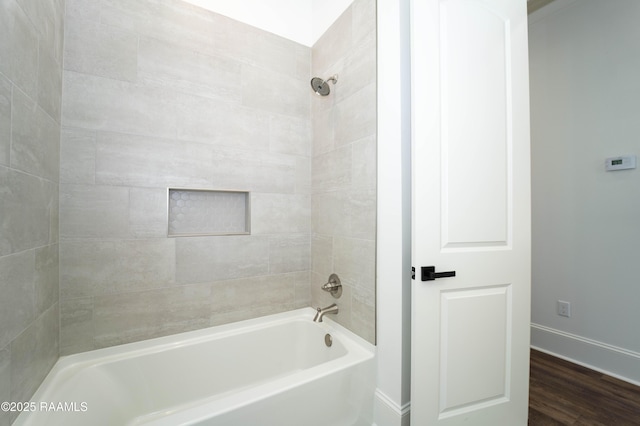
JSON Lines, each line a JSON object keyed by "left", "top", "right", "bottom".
{"left": 310, "top": 74, "right": 338, "bottom": 96}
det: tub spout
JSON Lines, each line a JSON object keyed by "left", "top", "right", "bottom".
{"left": 313, "top": 304, "right": 338, "bottom": 323}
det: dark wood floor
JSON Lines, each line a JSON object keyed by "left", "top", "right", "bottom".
{"left": 528, "top": 349, "right": 640, "bottom": 425}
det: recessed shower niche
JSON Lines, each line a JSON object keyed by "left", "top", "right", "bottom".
{"left": 168, "top": 189, "right": 250, "bottom": 237}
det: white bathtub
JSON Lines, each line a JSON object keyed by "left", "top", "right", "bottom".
{"left": 15, "top": 308, "right": 376, "bottom": 426}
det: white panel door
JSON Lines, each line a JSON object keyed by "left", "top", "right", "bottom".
{"left": 410, "top": 0, "right": 531, "bottom": 424}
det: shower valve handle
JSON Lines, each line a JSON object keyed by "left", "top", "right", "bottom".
{"left": 321, "top": 274, "right": 342, "bottom": 298}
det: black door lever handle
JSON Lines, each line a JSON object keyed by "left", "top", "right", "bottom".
{"left": 421, "top": 266, "right": 456, "bottom": 281}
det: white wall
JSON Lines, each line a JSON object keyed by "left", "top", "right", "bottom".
{"left": 529, "top": 0, "right": 640, "bottom": 384}
{"left": 182, "top": 0, "right": 352, "bottom": 46}
{"left": 375, "top": 0, "right": 412, "bottom": 424}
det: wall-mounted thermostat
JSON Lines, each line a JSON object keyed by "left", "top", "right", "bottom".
{"left": 605, "top": 155, "right": 636, "bottom": 171}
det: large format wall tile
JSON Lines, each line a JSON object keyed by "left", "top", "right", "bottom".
{"left": 269, "top": 235, "right": 311, "bottom": 274}
{"left": 241, "top": 65, "right": 310, "bottom": 119}
{"left": 94, "top": 132, "right": 214, "bottom": 188}
{"left": 240, "top": 27, "right": 309, "bottom": 78}
{"left": 0, "top": 250, "right": 36, "bottom": 350}
{"left": 311, "top": 104, "right": 335, "bottom": 156}
{"left": 138, "top": 36, "right": 242, "bottom": 102}
{"left": 176, "top": 236, "right": 270, "bottom": 285}
{"left": 312, "top": 7, "right": 353, "bottom": 78}
{"left": 333, "top": 237, "right": 375, "bottom": 289}
{"left": 251, "top": 193, "right": 311, "bottom": 234}
{"left": 11, "top": 88, "right": 60, "bottom": 182}
{"left": 34, "top": 244, "right": 59, "bottom": 316}
{"left": 59, "top": 184, "right": 130, "bottom": 239}
{"left": 49, "top": 187, "right": 59, "bottom": 246}
{"left": 59, "top": 297, "right": 93, "bottom": 355}
{"left": 174, "top": 93, "right": 271, "bottom": 151}
{"left": 351, "top": 0, "right": 377, "bottom": 54}
{"left": 295, "top": 157, "right": 311, "bottom": 194}
{"left": 312, "top": 144, "right": 352, "bottom": 192}
{"left": 209, "top": 273, "right": 300, "bottom": 323}
{"left": 37, "top": 45, "right": 63, "bottom": 123}
{"left": 311, "top": 0, "right": 376, "bottom": 344}
{"left": 65, "top": 0, "right": 101, "bottom": 22}
{"left": 59, "top": 127, "right": 96, "bottom": 184}
{"left": 350, "top": 284, "right": 375, "bottom": 343}
{"left": 0, "top": 347, "right": 9, "bottom": 426}
{"left": 208, "top": 148, "right": 299, "bottom": 194}
{"left": 0, "top": 168, "right": 54, "bottom": 256}
{"left": 99, "top": 0, "right": 221, "bottom": 58}
{"left": 0, "top": 75, "right": 11, "bottom": 167}
{"left": 15, "top": 0, "right": 64, "bottom": 65}
{"left": 93, "top": 285, "right": 211, "bottom": 348}
{"left": 351, "top": 135, "right": 377, "bottom": 190}
{"left": 128, "top": 188, "right": 169, "bottom": 238}
{"left": 311, "top": 234, "right": 333, "bottom": 279}
{"left": 334, "top": 83, "right": 376, "bottom": 147}
{"left": 64, "top": 17, "right": 138, "bottom": 82}
{"left": 62, "top": 71, "right": 178, "bottom": 138}
{"left": 0, "top": 0, "right": 38, "bottom": 100}
{"left": 269, "top": 114, "right": 312, "bottom": 157}
{"left": 1, "top": 0, "right": 62, "bottom": 413}
{"left": 60, "top": 239, "right": 176, "bottom": 298}
{"left": 330, "top": 38, "right": 376, "bottom": 106}
{"left": 10, "top": 304, "right": 59, "bottom": 404}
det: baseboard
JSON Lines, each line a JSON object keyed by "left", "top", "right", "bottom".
{"left": 373, "top": 389, "right": 410, "bottom": 426}
{"left": 531, "top": 323, "right": 640, "bottom": 386}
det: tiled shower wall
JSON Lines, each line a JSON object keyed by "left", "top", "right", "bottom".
{"left": 311, "top": 0, "right": 377, "bottom": 343}
{"left": 59, "top": 0, "right": 377, "bottom": 353}
{"left": 59, "top": 0, "right": 313, "bottom": 354}
{"left": 0, "top": 0, "right": 64, "bottom": 423}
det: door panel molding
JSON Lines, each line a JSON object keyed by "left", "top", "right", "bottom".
{"left": 439, "top": 284, "right": 512, "bottom": 417}
{"left": 440, "top": 0, "right": 514, "bottom": 249}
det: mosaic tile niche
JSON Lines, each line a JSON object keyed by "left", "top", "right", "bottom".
{"left": 168, "top": 189, "right": 250, "bottom": 236}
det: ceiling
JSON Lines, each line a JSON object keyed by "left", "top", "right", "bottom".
{"left": 181, "top": 0, "right": 353, "bottom": 46}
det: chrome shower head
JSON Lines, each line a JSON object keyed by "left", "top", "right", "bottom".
{"left": 310, "top": 74, "right": 338, "bottom": 96}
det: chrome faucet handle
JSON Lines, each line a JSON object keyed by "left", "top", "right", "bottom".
{"left": 321, "top": 274, "right": 342, "bottom": 298}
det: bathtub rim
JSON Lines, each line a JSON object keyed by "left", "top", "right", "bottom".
{"left": 53, "top": 307, "right": 373, "bottom": 367}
